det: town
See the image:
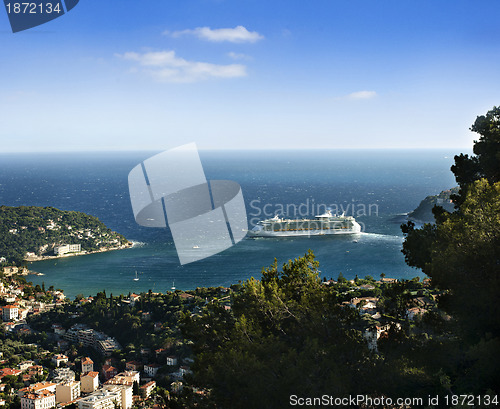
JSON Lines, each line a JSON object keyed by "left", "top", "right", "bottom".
{"left": 0, "top": 262, "right": 443, "bottom": 409}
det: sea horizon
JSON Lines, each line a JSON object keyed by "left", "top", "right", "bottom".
{"left": 1, "top": 149, "right": 459, "bottom": 299}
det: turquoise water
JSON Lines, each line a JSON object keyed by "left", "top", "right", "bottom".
{"left": 0, "top": 150, "right": 458, "bottom": 298}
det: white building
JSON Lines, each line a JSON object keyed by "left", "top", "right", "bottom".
{"left": 52, "top": 354, "right": 68, "bottom": 367}
{"left": 78, "top": 389, "right": 120, "bottom": 409}
{"left": 54, "top": 244, "right": 81, "bottom": 255}
{"left": 81, "top": 357, "right": 94, "bottom": 373}
{"left": 103, "top": 384, "right": 133, "bottom": 409}
{"left": 2, "top": 304, "right": 19, "bottom": 321}
{"left": 111, "top": 371, "right": 139, "bottom": 385}
{"left": 56, "top": 381, "right": 80, "bottom": 403}
{"left": 20, "top": 390, "right": 55, "bottom": 409}
{"left": 144, "top": 364, "right": 161, "bottom": 378}
{"left": 52, "top": 367, "right": 76, "bottom": 384}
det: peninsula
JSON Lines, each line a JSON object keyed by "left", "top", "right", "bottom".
{"left": 0, "top": 206, "right": 131, "bottom": 265}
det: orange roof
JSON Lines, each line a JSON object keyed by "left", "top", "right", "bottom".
{"left": 83, "top": 371, "right": 99, "bottom": 378}
{"left": 82, "top": 357, "right": 93, "bottom": 364}
{"left": 2, "top": 305, "right": 18, "bottom": 309}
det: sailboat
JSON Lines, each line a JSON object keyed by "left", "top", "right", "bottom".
{"left": 133, "top": 271, "right": 139, "bottom": 281}
{"left": 171, "top": 280, "right": 176, "bottom": 290}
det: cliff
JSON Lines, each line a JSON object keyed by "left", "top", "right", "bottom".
{"left": 408, "top": 187, "right": 459, "bottom": 223}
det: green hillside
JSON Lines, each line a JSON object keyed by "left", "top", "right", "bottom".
{"left": 0, "top": 206, "right": 130, "bottom": 265}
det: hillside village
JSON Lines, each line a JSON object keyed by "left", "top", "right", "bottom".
{"left": 0, "top": 267, "right": 444, "bottom": 409}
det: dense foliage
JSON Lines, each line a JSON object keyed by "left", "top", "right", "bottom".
{"left": 0, "top": 206, "right": 129, "bottom": 264}
{"left": 182, "top": 252, "right": 452, "bottom": 408}
{"left": 402, "top": 106, "right": 500, "bottom": 394}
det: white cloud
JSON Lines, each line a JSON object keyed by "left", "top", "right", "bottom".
{"left": 166, "top": 26, "right": 264, "bottom": 43}
{"left": 227, "top": 51, "right": 252, "bottom": 61}
{"left": 117, "top": 50, "right": 247, "bottom": 83}
{"left": 346, "top": 91, "right": 377, "bottom": 100}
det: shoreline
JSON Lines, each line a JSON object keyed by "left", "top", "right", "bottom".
{"left": 24, "top": 242, "right": 133, "bottom": 263}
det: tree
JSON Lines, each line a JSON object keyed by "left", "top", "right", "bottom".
{"left": 401, "top": 106, "right": 500, "bottom": 394}
{"left": 183, "top": 251, "right": 385, "bottom": 409}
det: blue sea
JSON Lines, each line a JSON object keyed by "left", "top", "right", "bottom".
{"left": 0, "top": 150, "right": 458, "bottom": 299}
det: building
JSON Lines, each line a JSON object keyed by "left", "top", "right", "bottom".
{"left": 0, "top": 368, "right": 22, "bottom": 380}
{"left": 407, "top": 307, "right": 427, "bottom": 320}
{"left": 78, "top": 389, "right": 121, "bottom": 409}
{"left": 125, "top": 361, "right": 141, "bottom": 372}
{"left": 110, "top": 371, "right": 139, "bottom": 385}
{"left": 179, "top": 366, "right": 192, "bottom": 377}
{"left": 144, "top": 364, "right": 161, "bottom": 378}
{"left": 81, "top": 372, "right": 99, "bottom": 393}
{"left": 52, "top": 367, "right": 75, "bottom": 384}
{"left": 52, "top": 354, "right": 68, "bottom": 367}
{"left": 18, "top": 361, "right": 36, "bottom": 372}
{"left": 54, "top": 244, "right": 81, "bottom": 256}
{"left": 166, "top": 356, "right": 177, "bottom": 366}
{"left": 18, "top": 382, "right": 57, "bottom": 398}
{"left": 21, "top": 390, "right": 55, "bottom": 409}
{"left": 64, "top": 325, "right": 121, "bottom": 356}
{"left": 81, "top": 357, "right": 94, "bottom": 374}
{"left": 56, "top": 381, "right": 80, "bottom": 403}
{"left": 2, "top": 304, "right": 19, "bottom": 321}
{"left": 101, "top": 365, "right": 118, "bottom": 381}
{"left": 139, "top": 381, "right": 156, "bottom": 400}
{"left": 102, "top": 384, "right": 133, "bottom": 409}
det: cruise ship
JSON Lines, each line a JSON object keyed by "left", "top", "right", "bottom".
{"left": 249, "top": 210, "right": 362, "bottom": 237}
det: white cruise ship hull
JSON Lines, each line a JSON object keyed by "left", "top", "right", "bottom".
{"left": 249, "top": 222, "right": 362, "bottom": 237}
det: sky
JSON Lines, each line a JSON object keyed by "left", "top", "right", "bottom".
{"left": 1, "top": 0, "right": 499, "bottom": 152}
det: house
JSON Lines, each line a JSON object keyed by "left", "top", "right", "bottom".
{"left": 0, "top": 368, "right": 22, "bottom": 380}
{"left": 81, "top": 372, "right": 99, "bottom": 393}
{"left": 128, "top": 294, "right": 140, "bottom": 306}
{"left": 144, "top": 364, "right": 161, "bottom": 378}
{"left": 101, "top": 365, "right": 117, "bottom": 381}
{"left": 179, "top": 366, "right": 192, "bottom": 377}
{"left": 170, "top": 381, "right": 183, "bottom": 394}
{"left": 407, "top": 307, "right": 427, "bottom": 320}
{"left": 77, "top": 389, "right": 121, "bottom": 409}
{"left": 139, "top": 381, "right": 156, "bottom": 399}
{"left": 363, "top": 325, "right": 390, "bottom": 352}
{"left": 179, "top": 293, "right": 194, "bottom": 302}
{"left": 18, "top": 382, "right": 57, "bottom": 397}
{"left": 2, "top": 304, "right": 19, "bottom": 321}
{"left": 20, "top": 389, "right": 55, "bottom": 409}
{"left": 52, "top": 354, "right": 69, "bottom": 367}
{"left": 55, "top": 381, "right": 81, "bottom": 403}
{"left": 18, "top": 360, "right": 35, "bottom": 371}
{"left": 125, "top": 361, "right": 142, "bottom": 372}
{"left": 111, "top": 371, "right": 139, "bottom": 385}
{"left": 81, "top": 357, "right": 94, "bottom": 374}
{"left": 166, "top": 356, "right": 177, "bottom": 366}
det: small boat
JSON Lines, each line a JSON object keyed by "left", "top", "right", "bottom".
{"left": 192, "top": 245, "right": 200, "bottom": 249}
{"left": 133, "top": 271, "right": 139, "bottom": 281}
{"left": 171, "top": 280, "right": 176, "bottom": 290}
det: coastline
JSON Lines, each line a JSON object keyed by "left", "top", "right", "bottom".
{"left": 24, "top": 242, "right": 133, "bottom": 263}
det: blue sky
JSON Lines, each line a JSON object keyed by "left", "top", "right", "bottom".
{"left": 1, "top": 0, "right": 499, "bottom": 151}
